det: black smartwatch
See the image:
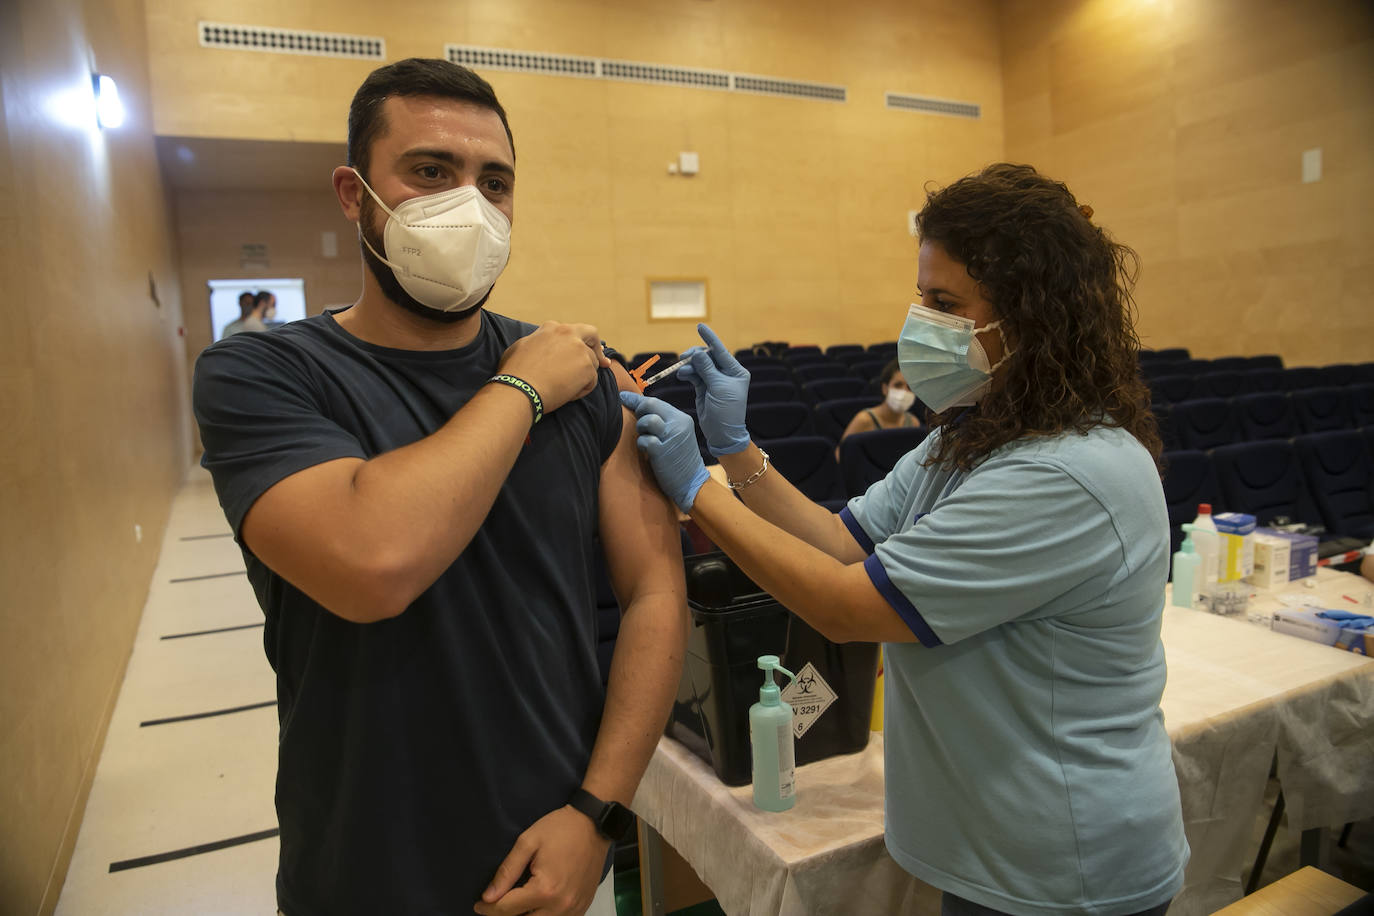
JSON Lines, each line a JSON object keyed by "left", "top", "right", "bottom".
{"left": 568, "top": 788, "right": 635, "bottom": 841}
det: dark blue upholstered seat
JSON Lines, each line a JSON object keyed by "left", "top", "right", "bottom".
{"left": 1292, "top": 386, "right": 1354, "bottom": 433}
{"left": 1211, "top": 440, "right": 1321, "bottom": 529}
{"left": 838, "top": 427, "right": 931, "bottom": 498}
{"left": 1172, "top": 398, "right": 1243, "bottom": 450}
{"left": 1294, "top": 430, "right": 1374, "bottom": 540}
{"left": 756, "top": 435, "right": 843, "bottom": 501}
{"left": 1234, "top": 392, "right": 1298, "bottom": 441}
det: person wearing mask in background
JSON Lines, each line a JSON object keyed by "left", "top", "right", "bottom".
{"left": 622, "top": 163, "right": 1188, "bottom": 915}
{"left": 221, "top": 289, "right": 271, "bottom": 337}
{"left": 193, "top": 58, "right": 687, "bottom": 916}
{"left": 838, "top": 359, "right": 921, "bottom": 456}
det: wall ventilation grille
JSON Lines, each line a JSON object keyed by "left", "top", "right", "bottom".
{"left": 885, "top": 92, "right": 980, "bottom": 119}
{"left": 446, "top": 44, "right": 845, "bottom": 103}
{"left": 199, "top": 22, "right": 385, "bottom": 60}
{"left": 447, "top": 46, "right": 597, "bottom": 77}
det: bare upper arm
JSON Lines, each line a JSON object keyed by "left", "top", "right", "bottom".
{"left": 598, "top": 406, "right": 686, "bottom": 611}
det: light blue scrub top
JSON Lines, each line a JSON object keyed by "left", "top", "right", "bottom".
{"left": 842, "top": 425, "right": 1189, "bottom": 915}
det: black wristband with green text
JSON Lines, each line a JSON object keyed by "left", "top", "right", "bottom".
{"left": 488, "top": 374, "right": 543, "bottom": 426}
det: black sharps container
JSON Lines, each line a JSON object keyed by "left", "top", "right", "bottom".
{"left": 668, "top": 551, "right": 880, "bottom": 786}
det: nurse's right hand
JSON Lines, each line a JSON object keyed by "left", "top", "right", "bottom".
{"left": 676, "top": 323, "right": 751, "bottom": 456}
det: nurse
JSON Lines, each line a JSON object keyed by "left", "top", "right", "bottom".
{"left": 621, "top": 163, "right": 1189, "bottom": 916}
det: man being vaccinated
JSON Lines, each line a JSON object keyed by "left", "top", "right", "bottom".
{"left": 193, "top": 58, "right": 687, "bottom": 916}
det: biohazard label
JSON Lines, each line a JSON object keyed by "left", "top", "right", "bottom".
{"left": 780, "top": 662, "right": 837, "bottom": 739}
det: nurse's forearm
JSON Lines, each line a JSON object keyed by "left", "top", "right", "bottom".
{"left": 716, "top": 443, "right": 866, "bottom": 564}
{"left": 689, "top": 480, "right": 864, "bottom": 642}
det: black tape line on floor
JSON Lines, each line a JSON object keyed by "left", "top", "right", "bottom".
{"left": 140, "top": 700, "right": 277, "bottom": 727}
{"left": 161, "top": 622, "right": 265, "bottom": 640}
{"left": 168, "top": 570, "right": 247, "bottom": 583}
{"left": 108, "top": 828, "right": 280, "bottom": 872}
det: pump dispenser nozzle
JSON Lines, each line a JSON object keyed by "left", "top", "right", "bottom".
{"left": 757, "top": 655, "right": 796, "bottom": 706}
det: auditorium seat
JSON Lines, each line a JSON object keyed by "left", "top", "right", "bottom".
{"left": 1282, "top": 367, "right": 1325, "bottom": 390}
{"left": 749, "top": 380, "right": 800, "bottom": 404}
{"left": 1171, "top": 359, "right": 1211, "bottom": 375}
{"left": 1142, "top": 361, "right": 1187, "bottom": 381}
{"left": 1236, "top": 368, "right": 1285, "bottom": 393}
{"left": 1234, "top": 392, "right": 1299, "bottom": 441}
{"left": 866, "top": 342, "right": 897, "bottom": 358}
{"left": 1246, "top": 354, "right": 1284, "bottom": 370}
{"left": 1172, "top": 398, "right": 1243, "bottom": 450}
{"left": 746, "top": 402, "right": 813, "bottom": 440}
{"left": 1150, "top": 347, "right": 1191, "bottom": 361}
{"left": 744, "top": 363, "right": 792, "bottom": 384}
{"left": 1316, "top": 363, "right": 1358, "bottom": 387}
{"left": 652, "top": 383, "right": 697, "bottom": 413}
{"left": 1161, "top": 450, "right": 1222, "bottom": 556}
{"left": 1148, "top": 374, "right": 1197, "bottom": 403}
{"left": 1194, "top": 371, "right": 1244, "bottom": 399}
{"left": 813, "top": 396, "right": 880, "bottom": 441}
{"left": 1211, "top": 440, "right": 1321, "bottom": 529}
{"left": 756, "top": 435, "right": 842, "bottom": 501}
{"left": 631, "top": 350, "right": 679, "bottom": 369}
{"left": 792, "top": 363, "right": 853, "bottom": 383}
{"left": 802, "top": 377, "right": 867, "bottom": 403}
{"left": 824, "top": 344, "right": 865, "bottom": 362}
{"left": 1294, "top": 430, "right": 1374, "bottom": 540}
{"left": 1354, "top": 362, "right": 1374, "bottom": 384}
{"left": 1350, "top": 383, "right": 1374, "bottom": 428}
{"left": 849, "top": 358, "right": 888, "bottom": 382}
{"left": 838, "top": 427, "right": 929, "bottom": 498}
{"left": 1152, "top": 403, "right": 1180, "bottom": 451}
{"left": 1292, "top": 386, "right": 1354, "bottom": 433}
{"left": 1206, "top": 357, "right": 1251, "bottom": 372}
{"left": 735, "top": 350, "right": 782, "bottom": 366}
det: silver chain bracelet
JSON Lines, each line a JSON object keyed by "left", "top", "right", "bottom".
{"left": 727, "top": 449, "right": 770, "bottom": 490}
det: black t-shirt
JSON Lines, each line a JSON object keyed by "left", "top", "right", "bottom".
{"left": 192, "top": 310, "right": 622, "bottom": 915}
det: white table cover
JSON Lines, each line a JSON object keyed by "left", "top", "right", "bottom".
{"left": 632, "top": 569, "right": 1374, "bottom": 916}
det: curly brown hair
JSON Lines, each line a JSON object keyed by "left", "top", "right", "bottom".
{"left": 914, "top": 163, "right": 1162, "bottom": 474}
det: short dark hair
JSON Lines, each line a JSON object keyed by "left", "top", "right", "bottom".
{"left": 238, "top": 291, "right": 254, "bottom": 316}
{"left": 348, "top": 58, "right": 514, "bottom": 184}
{"left": 253, "top": 290, "right": 274, "bottom": 308}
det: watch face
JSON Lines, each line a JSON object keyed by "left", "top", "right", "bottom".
{"left": 601, "top": 802, "right": 634, "bottom": 840}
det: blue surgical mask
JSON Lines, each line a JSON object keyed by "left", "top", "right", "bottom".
{"left": 897, "top": 302, "right": 1012, "bottom": 414}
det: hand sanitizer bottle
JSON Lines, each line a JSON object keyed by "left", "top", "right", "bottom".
{"left": 750, "top": 655, "right": 797, "bottom": 812}
{"left": 1172, "top": 525, "right": 1203, "bottom": 609}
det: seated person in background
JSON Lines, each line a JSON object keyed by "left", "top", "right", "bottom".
{"left": 838, "top": 360, "right": 921, "bottom": 454}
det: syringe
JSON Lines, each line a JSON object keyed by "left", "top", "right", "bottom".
{"left": 640, "top": 356, "right": 691, "bottom": 388}
{"left": 629, "top": 354, "right": 692, "bottom": 392}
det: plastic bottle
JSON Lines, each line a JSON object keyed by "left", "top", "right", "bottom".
{"left": 750, "top": 655, "right": 797, "bottom": 812}
{"left": 1171, "top": 525, "right": 1203, "bottom": 609}
{"left": 1190, "top": 503, "right": 1220, "bottom": 599}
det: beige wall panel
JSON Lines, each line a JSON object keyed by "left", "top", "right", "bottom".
{"left": 1172, "top": 0, "right": 1373, "bottom": 92}
{"left": 1177, "top": 179, "right": 1345, "bottom": 257}
{"left": 1003, "top": 0, "right": 1372, "bottom": 366}
{"left": 149, "top": 0, "right": 1003, "bottom": 357}
{"left": 1, "top": 0, "right": 189, "bottom": 909}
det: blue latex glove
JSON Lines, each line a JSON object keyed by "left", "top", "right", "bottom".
{"left": 619, "top": 391, "right": 711, "bottom": 513}
{"left": 675, "top": 323, "right": 751, "bottom": 456}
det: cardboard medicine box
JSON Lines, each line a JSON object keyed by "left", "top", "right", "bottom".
{"left": 1271, "top": 608, "right": 1374, "bottom": 654}
{"left": 1255, "top": 527, "right": 1318, "bottom": 581}
{"left": 1214, "top": 512, "right": 1255, "bottom": 581}
{"left": 1247, "top": 532, "right": 1291, "bottom": 590}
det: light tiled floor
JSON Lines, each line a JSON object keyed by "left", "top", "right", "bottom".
{"left": 57, "top": 465, "right": 279, "bottom": 915}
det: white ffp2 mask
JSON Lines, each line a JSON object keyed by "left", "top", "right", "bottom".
{"left": 353, "top": 170, "right": 511, "bottom": 312}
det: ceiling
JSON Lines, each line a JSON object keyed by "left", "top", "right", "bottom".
{"left": 155, "top": 136, "right": 347, "bottom": 192}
